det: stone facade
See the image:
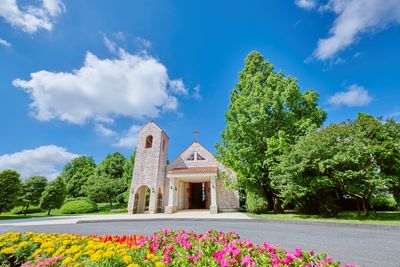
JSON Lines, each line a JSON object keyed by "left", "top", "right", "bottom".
{"left": 128, "top": 121, "right": 240, "bottom": 214}
{"left": 127, "top": 121, "right": 168, "bottom": 214}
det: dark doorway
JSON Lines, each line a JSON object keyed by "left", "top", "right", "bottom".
{"left": 190, "top": 183, "right": 206, "bottom": 209}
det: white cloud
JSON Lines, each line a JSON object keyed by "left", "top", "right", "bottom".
{"left": 193, "top": 85, "right": 202, "bottom": 100}
{"left": 95, "top": 123, "right": 117, "bottom": 137}
{"left": 13, "top": 48, "right": 183, "bottom": 124}
{"left": 0, "top": 145, "right": 79, "bottom": 180}
{"left": 295, "top": 0, "right": 317, "bottom": 9}
{"left": 0, "top": 0, "right": 65, "bottom": 33}
{"left": 169, "top": 79, "right": 188, "bottom": 95}
{"left": 328, "top": 84, "right": 372, "bottom": 107}
{"left": 103, "top": 36, "right": 117, "bottom": 54}
{"left": 314, "top": 0, "right": 400, "bottom": 60}
{"left": 113, "top": 125, "right": 141, "bottom": 148}
{"left": 0, "top": 38, "right": 11, "bottom": 47}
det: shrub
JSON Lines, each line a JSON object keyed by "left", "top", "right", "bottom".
{"left": 371, "top": 196, "right": 397, "bottom": 211}
{"left": 245, "top": 184, "right": 268, "bottom": 214}
{"left": 10, "top": 205, "right": 42, "bottom": 215}
{"left": 60, "top": 199, "right": 98, "bottom": 214}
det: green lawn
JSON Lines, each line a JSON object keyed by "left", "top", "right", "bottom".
{"left": 0, "top": 203, "right": 127, "bottom": 221}
{"left": 248, "top": 211, "right": 400, "bottom": 225}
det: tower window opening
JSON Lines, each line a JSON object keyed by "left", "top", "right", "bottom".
{"left": 145, "top": 135, "right": 153, "bottom": 148}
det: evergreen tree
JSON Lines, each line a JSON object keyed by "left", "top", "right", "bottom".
{"left": 0, "top": 169, "right": 22, "bottom": 214}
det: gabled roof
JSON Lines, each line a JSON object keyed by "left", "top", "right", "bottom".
{"left": 137, "top": 120, "right": 169, "bottom": 139}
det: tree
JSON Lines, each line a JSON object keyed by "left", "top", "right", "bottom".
{"left": 216, "top": 51, "right": 326, "bottom": 213}
{"left": 0, "top": 169, "right": 22, "bottom": 214}
{"left": 40, "top": 177, "right": 67, "bottom": 215}
{"left": 61, "top": 156, "right": 96, "bottom": 198}
{"left": 96, "top": 152, "right": 126, "bottom": 179}
{"left": 21, "top": 176, "right": 47, "bottom": 215}
{"left": 83, "top": 175, "right": 126, "bottom": 207}
{"left": 274, "top": 114, "right": 400, "bottom": 216}
{"left": 122, "top": 149, "right": 136, "bottom": 184}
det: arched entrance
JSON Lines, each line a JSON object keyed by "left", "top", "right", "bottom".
{"left": 134, "top": 185, "right": 151, "bottom": 213}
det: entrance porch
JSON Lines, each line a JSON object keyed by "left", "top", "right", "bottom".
{"left": 165, "top": 166, "right": 218, "bottom": 214}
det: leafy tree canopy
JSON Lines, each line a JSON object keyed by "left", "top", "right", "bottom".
{"left": 96, "top": 152, "right": 126, "bottom": 179}
{"left": 21, "top": 176, "right": 47, "bottom": 215}
{"left": 83, "top": 175, "right": 126, "bottom": 207}
{"left": 60, "top": 156, "right": 96, "bottom": 198}
{"left": 273, "top": 113, "right": 400, "bottom": 216}
{"left": 217, "top": 51, "right": 326, "bottom": 211}
{"left": 40, "top": 177, "right": 67, "bottom": 215}
{"left": 0, "top": 169, "right": 22, "bottom": 213}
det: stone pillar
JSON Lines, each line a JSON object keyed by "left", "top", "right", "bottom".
{"left": 137, "top": 187, "right": 146, "bottom": 213}
{"left": 148, "top": 189, "right": 156, "bottom": 214}
{"left": 127, "top": 187, "right": 135, "bottom": 214}
{"left": 210, "top": 175, "right": 218, "bottom": 214}
{"left": 165, "top": 177, "right": 177, "bottom": 214}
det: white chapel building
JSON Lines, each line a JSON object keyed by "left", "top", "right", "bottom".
{"left": 127, "top": 121, "right": 240, "bottom": 214}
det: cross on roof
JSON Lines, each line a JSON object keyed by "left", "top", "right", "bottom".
{"left": 193, "top": 129, "right": 200, "bottom": 142}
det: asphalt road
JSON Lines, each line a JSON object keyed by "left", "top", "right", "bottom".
{"left": 1, "top": 219, "right": 399, "bottom": 267}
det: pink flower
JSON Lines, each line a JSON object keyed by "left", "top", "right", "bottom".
{"left": 241, "top": 255, "right": 255, "bottom": 267}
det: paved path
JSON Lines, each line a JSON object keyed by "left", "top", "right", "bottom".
{"left": 0, "top": 214, "right": 399, "bottom": 266}
{"left": 0, "top": 210, "right": 250, "bottom": 226}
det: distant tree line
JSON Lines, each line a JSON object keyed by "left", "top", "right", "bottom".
{"left": 0, "top": 150, "right": 135, "bottom": 215}
{"left": 217, "top": 51, "right": 400, "bottom": 216}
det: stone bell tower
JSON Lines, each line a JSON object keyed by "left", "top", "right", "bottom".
{"left": 128, "top": 120, "right": 168, "bottom": 214}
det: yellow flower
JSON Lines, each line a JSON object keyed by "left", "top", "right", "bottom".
{"left": 103, "top": 250, "right": 115, "bottom": 258}
{"left": 147, "top": 253, "right": 155, "bottom": 259}
{"left": 0, "top": 247, "right": 14, "bottom": 254}
{"left": 18, "top": 241, "right": 29, "bottom": 248}
{"left": 128, "top": 264, "right": 140, "bottom": 267}
{"left": 155, "top": 262, "right": 164, "bottom": 267}
{"left": 123, "top": 255, "right": 132, "bottom": 264}
{"left": 61, "top": 257, "right": 73, "bottom": 266}
{"left": 90, "top": 251, "right": 103, "bottom": 261}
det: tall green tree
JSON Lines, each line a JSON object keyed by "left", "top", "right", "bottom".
{"left": 61, "top": 156, "right": 96, "bottom": 198}
{"left": 21, "top": 176, "right": 47, "bottom": 215}
{"left": 0, "top": 169, "right": 22, "bottom": 214}
{"left": 84, "top": 175, "right": 126, "bottom": 207}
{"left": 96, "top": 152, "right": 126, "bottom": 179}
{"left": 216, "top": 51, "right": 326, "bottom": 213}
{"left": 40, "top": 177, "right": 67, "bottom": 215}
{"left": 122, "top": 149, "right": 136, "bottom": 184}
{"left": 274, "top": 114, "right": 400, "bottom": 216}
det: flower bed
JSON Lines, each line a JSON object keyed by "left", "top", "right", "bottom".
{"left": 0, "top": 230, "right": 355, "bottom": 267}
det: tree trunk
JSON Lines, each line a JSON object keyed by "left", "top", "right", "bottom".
{"left": 109, "top": 197, "right": 113, "bottom": 208}
{"left": 356, "top": 200, "right": 361, "bottom": 217}
{"left": 273, "top": 197, "right": 284, "bottom": 213}
{"left": 24, "top": 203, "right": 30, "bottom": 216}
{"left": 362, "top": 198, "right": 369, "bottom": 217}
{"left": 47, "top": 208, "right": 51, "bottom": 216}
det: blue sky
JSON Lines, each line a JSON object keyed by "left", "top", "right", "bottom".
{"left": 0, "top": 0, "right": 399, "bottom": 179}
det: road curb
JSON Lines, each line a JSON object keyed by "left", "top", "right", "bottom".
{"left": 76, "top": 217, "right": 400, "bottom": 229}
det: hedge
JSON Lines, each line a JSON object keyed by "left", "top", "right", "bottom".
{"left": 60, "top": 199, "right": 98, "bottom": 214}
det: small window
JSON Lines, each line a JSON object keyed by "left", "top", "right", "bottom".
{"left": 196, "top": 153, "right": 206, "bottom": 160}
{"left": 186, "top": 153, "right": 195, "bottom": 161}
{"left": 145, "top": 135, "right": 153, "bottom": 148}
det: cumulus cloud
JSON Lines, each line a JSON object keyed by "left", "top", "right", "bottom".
{"left": 295, "top": 0, "right": 318, "bottom": 9}
{"left": 13, "top": 49, "right": 183, "bottom": 124}
{"left": 95, "top": 123, "right": 117, "bottom": 137}
{"left": 0, "top": 38, "right": 11, "bottom": 47}
{"left": 0, "top": 0, "right": 65, "bottom": 33}
{"left": 328, "top": 84, "right": 372, "bottom": 107}
{"left": 169, "top": 79, "right": 188, "bottom": 95}
{"left": 0, "top": 145, "right": 79, "bottom": 180}
{"left": 313, "top": 0, "right": 400, "bottom": 60}
{"left": 113, "top": 125, "right": 141, "bottom": 148}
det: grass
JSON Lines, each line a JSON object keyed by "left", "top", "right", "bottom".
{"left": 0, "top": 203, "right": 127, "bottom": 221}
{"left": 248, "top": 211, "right": 400, "bottom": 225}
